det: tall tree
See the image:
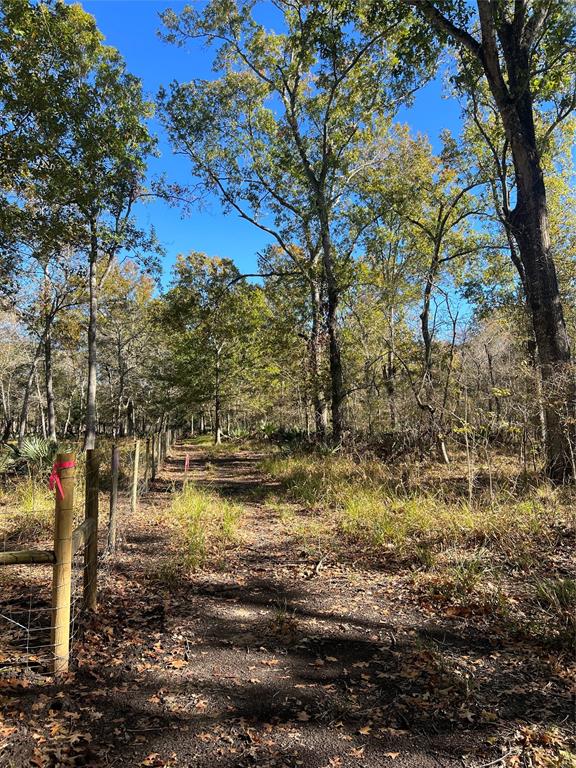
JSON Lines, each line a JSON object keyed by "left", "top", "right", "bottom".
{"left": 396, "top": 0, "right": 576, "bottom": 476}
{"left": 0, "top": 0, "right": 104, "bottom": 283}
{"left": 1, "top": 0, "right": 157, "bottom": 448}
{"left": 160, "top": 0, "right": 436, "bottom": 444}
{"left": 158, "top": 253, "right": 270, "bottom": 444}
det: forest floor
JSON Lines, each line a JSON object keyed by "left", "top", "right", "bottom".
{"left": 1, "top": 441, "right": 575, "bottom": 768}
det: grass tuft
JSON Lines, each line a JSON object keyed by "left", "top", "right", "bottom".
{"left": 170, "top": 483, "right": 243, "bottom": 569}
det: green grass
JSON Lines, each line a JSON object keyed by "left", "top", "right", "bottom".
{"left": 534, "top": 577, "right": 576, "bottom": 646}
{"left": 262, "top": 453, "right": 557, "bottom": 561}
{"left": 15, "top": 477, "right": 53, "bottom": 517}
{"left": 263, "top": 450, "right": 576, "bottom": 649}
{"left": 169, "top": 483, "right": 243, "bottom": 569}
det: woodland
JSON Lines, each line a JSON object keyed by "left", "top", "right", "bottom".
{"left": 0, "top": 1, "right": 575, "bottom": 767}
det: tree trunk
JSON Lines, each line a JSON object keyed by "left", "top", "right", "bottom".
{"left": 126, "top": 399, "right": 135, "bottom": 436}
{"left": 318, "top": 210, "right": 344, "bottom": 445}
{"left": 508, "top": 146, "right": 572, "bottom": 478}
{"left": 420, "top": 252, "right": 439, "bottom": 401}
{"left": 35, "top": 371, "right": 46, "bottom": 438}
{"left": 384, "top": 356, "right": 397, "bottom": 432}
{"left": 17, "top": 340, "right": 43, "bottom": 449}
{"left": 44, "top": 324, "right": 57, "bottom": 442}
{"left": 214, "top": 349, "right": 222, "bottom": 445}
{"left": 0, "top": 379, "right": 12, "bottom": 441}
{"left": 310, "top": 281, "right": 328, "bottom": 441}
{"left": 84, "top": 221, "right": 98, "bottom": 451}
{"left": 476, "top": 2, "right": 573, "bottom": 478}
{"left": 409, "top": 0, "right": 574, "bottom": 478}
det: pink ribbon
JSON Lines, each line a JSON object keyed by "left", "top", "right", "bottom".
{"left": 184, "top": 454, "right": 190, "bottom": 472}
{"left": 49, "top": 460, "right": 76, "bottom": 499}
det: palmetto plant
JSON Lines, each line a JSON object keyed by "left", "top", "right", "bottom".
{"left": 18, "top": 436, "right": 57, "bottom": 476}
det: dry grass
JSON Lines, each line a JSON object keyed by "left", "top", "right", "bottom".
{"left": 262, "top": 452, "right": 570, "bottom": 561}
{"left": 262, "top": 450, "right": 576, "bottom": 648}
{"left": 168, "top": 482, "right": 244, "bottom": 569}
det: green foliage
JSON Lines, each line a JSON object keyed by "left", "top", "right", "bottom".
{"left": 157, "top": 251, "right": 272, "bottom": 428}
{"left": 17, "top": 435, "right": 56, "bottom": 474}
{"left": 263, "top": 452, "right": 555, "bottom": 559}
{"left": 170, "top": 483, "right": 243, "bottom": 569}
{"left": 536, "top": 577, "right": 576, "bottom": 614}
{"left": 535, "top": 576, "right": 576, "bottom": 642}
{"left": 15, "top": 476, "right": 52, "bottom": 518}
{"left": 0, "top": 448, "right": 14, "bottom": 474}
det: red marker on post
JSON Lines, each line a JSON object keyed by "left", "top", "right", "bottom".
{"left": 49, "top": 459, "right": 76, "bottom": 498}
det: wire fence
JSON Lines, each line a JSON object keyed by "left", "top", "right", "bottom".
{"left": 0, "top": 430, "right": 174, "bottom": 678}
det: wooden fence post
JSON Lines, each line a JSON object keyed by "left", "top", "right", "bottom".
{"left": 131, "top": 439, "right": 140, "bottom": 515}
{"left": 143, "top": 437, "right": 150, "bottom": 492}
{"left": 107, "top": 444, "right": 119, "bottom": 552}
{"left": 84, "top": 449, "right": 99, "bottom": 611}
{"left": 50, "top": 452, "right": 76, "bottom": 676}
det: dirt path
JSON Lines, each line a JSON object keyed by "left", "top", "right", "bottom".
{"left": 1, "top": 443, "right": 572, "bottom": 767}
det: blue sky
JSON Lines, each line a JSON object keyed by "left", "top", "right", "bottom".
{"left": 79, "top": 1, "right": 462, "bottom": 284}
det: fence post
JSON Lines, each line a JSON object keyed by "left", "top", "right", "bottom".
{"left": 143, "top": 437, "right": 150, "bottom": 492}
{"left": 107, "top": 444, "right": 119, "bottom": 552}
{"left": 84, "top": 449, "right": 99, "bottom": 611}
{"left": 50, "top": 451, "right": 76, "bottom": 676}
{"left": 131, "top": 439, "right": 140, "bottom": 515}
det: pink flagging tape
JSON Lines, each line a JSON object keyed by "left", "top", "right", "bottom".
{"left": 49, "top": 460, "right": 76, "bottom": 499}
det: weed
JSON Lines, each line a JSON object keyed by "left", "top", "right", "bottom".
{"left": 536, "top": 577, "right": 576, "bottom": 613}
{"left": 146, "top": 560, "right": 184, "bottom": 587}
{"left": 170, "top": 483, "right": 243, "bottom": 569}
{"left": 534, "top": 578, "right": 576, "bottom": 647}
{"left": 16, "top": 478, "right": 53, "bottom": 517}
{"left": 269, "top": 597, "right": 299, "bottom": 641}
{"left": 263, "top": 453, "right": 562, "bottom": 564}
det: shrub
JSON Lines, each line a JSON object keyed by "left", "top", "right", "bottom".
{"left": 534, "top": 578, "right": 576, "bottom": 647}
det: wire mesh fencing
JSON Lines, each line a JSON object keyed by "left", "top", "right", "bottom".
{"left": 0, "top": 453, "right": 94, "bottom": 677}
{"left": 0, "top": 433, "right": 172, "bottom": 678}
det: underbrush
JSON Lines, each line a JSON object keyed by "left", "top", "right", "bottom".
{"left": 532, "top": 577, "right": 576, "bottom": 648}
{"left": 0, "top": 478, "right": 57, "bottom": 545}
{"left": 263, "top": 451, "right": 576, "bottom": 647}
{"left": 262, "top": 453, "right": 567, "bottom": 563}
{"left": 168, "top": 483, "right": 243, "bottom": 569}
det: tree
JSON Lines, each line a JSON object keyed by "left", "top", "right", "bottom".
{"left": 159, "top": 0, "right": 435, "bottom": 444}
{"left": 398, "top": 0, "right": 576, "bottom": 477}
{"left": 1, "top": 0, "right": 158, "bottom": 449}
{"left": 0, "top": 0, "right": 105, "bottom": 284}
{"left": 98, "top": 262, "right": 156, "bottom": 437}
{"left": 158, "top": 253, "right": 270, "bottom": 444}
